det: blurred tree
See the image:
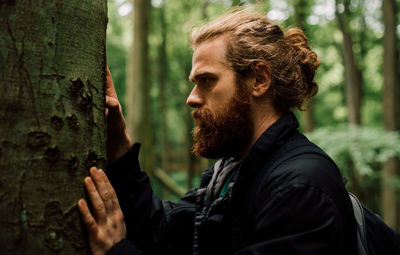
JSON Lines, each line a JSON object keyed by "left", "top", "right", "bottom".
{"left": 335, "top": 0, "right": 363, "bottom": 125}
{"left": 126, "top": 0, "right": 153, "bottom": 177}
{"left": 106, "top": 0, "right": 131, "bottom": 113}
{"left": 0, "top": 0, "right": 107, "bottom": 253}
{"left": 157, "top": 3, "right": 171, "bottom": 173}
{"left": 335, "top": 0, "right": 366, "bottom": 202}
{"left": 382, "top": 0, "right": 400, "bottom": 230}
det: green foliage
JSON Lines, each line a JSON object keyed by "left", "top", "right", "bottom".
{"left": 306, "top": 125, "right": 400, "bottom": 177}
{"left": 307, "top": 125, "right": 400, "bottom": 212}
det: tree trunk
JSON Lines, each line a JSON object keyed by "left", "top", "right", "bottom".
{"left": 0, "top": 1, "right": 107, "bottom": 254}
{"left": 382, "top": 0, "right": 400, "bottom": 230}
{"left": 335, "top": 0, "right": 362, "bottom": 125}
{"left": 293, "top": 0, "right": 315, "bottom": 132}
{"left": 335, "top": 0, "right": 365, "bottom": 203}
{"left": 158, "top": 5, "right": 171, "bottom": 173}
{"left": 126, "top": 0, "right": 153, "bottom": 177}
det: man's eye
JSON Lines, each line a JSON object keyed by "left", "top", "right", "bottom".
{"left": 198, "top": 78, "right": 214, "bottom": 88}
{"left": 199, "top": 78, "right": 208, "bottom": 84}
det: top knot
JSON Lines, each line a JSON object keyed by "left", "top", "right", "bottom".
{"left": 285, "top": 27, "right": 320, "bottom": 82}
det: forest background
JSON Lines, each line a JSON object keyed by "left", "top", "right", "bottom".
{"left": 107, "top": 0, "right": 400, "bottom": 230}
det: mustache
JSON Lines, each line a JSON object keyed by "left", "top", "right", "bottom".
{"left": 192, "top": 108, "right": 211, "bottom": 120}
{"left": 192, "top": 108, "right": 201, "bottom": 119}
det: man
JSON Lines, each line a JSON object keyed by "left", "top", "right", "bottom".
{"left": 78, "top": 10, "right": 358, "bottom": 255}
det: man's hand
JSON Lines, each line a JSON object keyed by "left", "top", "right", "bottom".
{"left": 105, "top": 67, "right": 132, "bottom": 163}
{"left": 78, "top": 167, "right": 127, "bottom": 255}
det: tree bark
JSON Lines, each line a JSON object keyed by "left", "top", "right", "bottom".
{"left": 126, "top": 0, "right": 153, "bottom": 177}
{"left": 382, "top": 0, "right": 400, "bottom": 230}
{"left": 0, "top": 1, "right": 107, "bottom": 254}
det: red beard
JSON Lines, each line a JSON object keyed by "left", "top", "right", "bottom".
{"left": 192, "top": 93, "right": 253, "bottom": 159}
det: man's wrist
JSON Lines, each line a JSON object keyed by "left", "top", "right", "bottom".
{"left": 108, "top": 134, "right": 132, "bottom": 164}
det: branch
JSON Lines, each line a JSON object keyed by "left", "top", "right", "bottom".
{"left": 154, "top": 168, "right": 187, "bottom": 197}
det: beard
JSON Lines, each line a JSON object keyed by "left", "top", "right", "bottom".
{"left": 191, "top": 88, "right": 253, "bottom": 159}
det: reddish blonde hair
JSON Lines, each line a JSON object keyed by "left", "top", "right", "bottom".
{"left": 190, "top": 10, "right": 320, "bottom": 113}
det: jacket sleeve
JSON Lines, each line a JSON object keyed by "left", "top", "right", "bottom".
{"left": 107, "top": 239, "right": 143, "bottom": 255}
{"left": 106, "top": 143, "right": 196, "bottom": 254}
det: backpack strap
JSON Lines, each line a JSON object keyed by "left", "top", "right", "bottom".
{"left": 349, "top": 193, "right": 369, "bottom": 255}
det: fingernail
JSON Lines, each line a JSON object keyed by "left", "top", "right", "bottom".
{"left": 85, "top": 177, "right": 92, "bottom": 184}
{"left": 90, "top": 167, "right": 97, "bottom": 175}
{"left": 78, "top": 199, "right": 85, "bottom": 206}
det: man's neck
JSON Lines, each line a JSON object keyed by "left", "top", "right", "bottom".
{"left": 252, "top": 112, "right": 281, "bottom": 145}
{"left": 240, "top": 107, "right": 281, "bottom": 158}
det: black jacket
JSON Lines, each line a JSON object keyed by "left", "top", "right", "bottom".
{"left": 106, "top": 112, "right": 358, "bottom": 254}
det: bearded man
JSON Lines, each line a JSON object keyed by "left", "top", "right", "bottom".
{"left": 78, "top": 10, "right": 358, "bottom": 255}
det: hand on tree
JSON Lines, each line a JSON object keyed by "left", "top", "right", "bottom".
{"left": 78, "top": 167, "right": 127, "bottom": 255}
{"left": 105, "top": 67, "right": 132, "bottom": 163}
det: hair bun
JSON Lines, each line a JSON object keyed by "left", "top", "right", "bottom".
{"left": 285, "top": 27, "right": 320, "bottom": 100}
{"left": 285, "top": 28, "right": 319, "bottom": 68}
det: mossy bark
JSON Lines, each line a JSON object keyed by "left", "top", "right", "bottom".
{"left": 0, "top": 1, "right": 107, "bottom": 254}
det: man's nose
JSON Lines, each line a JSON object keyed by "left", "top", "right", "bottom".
{"left": 186, "top": 86, "right": 203, "bottom": 108}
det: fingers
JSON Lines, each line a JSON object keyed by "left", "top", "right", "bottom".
{"left": 106, "top": 67, "right": 118, "bottom": 99}
{"left": 105, "top": 96, "right": 120, "bottom": 117}
{"left": 90, "top": 167, "right": 119, "bottom": 214}
{"left": 101, "top": 170, "right": 122, "bottom": 211}
{"left": 78, "top": 199, "right": 98, "bottom": 234}
{"left": 84, "top": 175, "right": 107, "bottom": 223}
{"left": 106, "top": 95, "right": 119, "bottom": 108}
{"left": 79, "top": 169, "right": 127, "bottom": 254}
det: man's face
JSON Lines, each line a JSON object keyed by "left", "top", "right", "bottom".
{"left": 187, "top": 37, "right": 253, "bottom": 159}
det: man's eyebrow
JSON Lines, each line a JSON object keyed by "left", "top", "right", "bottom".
{"left": 189, "top": 72, "right": 214, "bottom": 83}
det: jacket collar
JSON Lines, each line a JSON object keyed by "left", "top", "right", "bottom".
{"left": 241, "top": 111, "right": 300, "bottom": 175}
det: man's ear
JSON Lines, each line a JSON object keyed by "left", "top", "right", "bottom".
{"left": 252, "top": 62, "right": 271, "bottom": 98}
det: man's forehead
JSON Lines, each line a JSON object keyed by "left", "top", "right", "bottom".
{"left": 192, "top": 37, "right": 227, "bottom": 60}
{"left": 189, "top": 38, "right": 229, "bottom": 81}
